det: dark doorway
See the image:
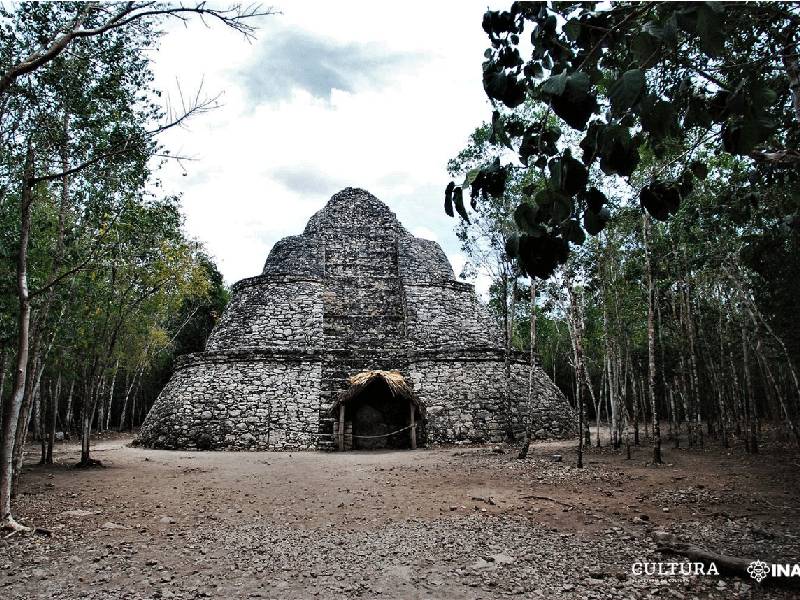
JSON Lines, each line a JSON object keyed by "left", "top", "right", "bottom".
{"left": 348, "top": 378, "right": 413, "bottom": 450}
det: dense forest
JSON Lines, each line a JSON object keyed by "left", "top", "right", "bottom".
{"left": 0, "top": 3, "right": 799, "bottom": 598}
{"left": 447, "top": 1, "right": 800, "bottom": 466}
{"left": 0, "top": 2, "right": 267, "bottom": 532}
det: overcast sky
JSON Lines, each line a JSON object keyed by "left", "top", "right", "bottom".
{"left": 151, "top": 1, "right": 497, "bottom": 293}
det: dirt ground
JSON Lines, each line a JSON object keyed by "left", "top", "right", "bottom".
{"left": 2, "top": 431, "right": 799, "bottom": 599}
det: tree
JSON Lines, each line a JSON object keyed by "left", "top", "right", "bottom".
{"left": 0, "top": 1, "right": 269, "bottom": 534}
{"left": 448, "top": 2, "right": 799, "bottom": 280}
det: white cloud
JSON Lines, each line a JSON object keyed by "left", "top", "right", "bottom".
{"left": 410, "top": 227, "right": 438, "bottom": 242}
{"left": 150, "top": 1, "right": 498, "bottom": 286}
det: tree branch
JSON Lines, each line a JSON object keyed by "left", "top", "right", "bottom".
{"left": 0, "top": 2, "right": 276, "bottom": 96}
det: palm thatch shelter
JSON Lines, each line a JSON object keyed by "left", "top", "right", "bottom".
{"left": 331, "top": 370, "right": 424, "bottom": 450}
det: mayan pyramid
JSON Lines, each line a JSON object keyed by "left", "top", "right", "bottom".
{"left": 139, "top": 188, "right": 574, "bottom": 450}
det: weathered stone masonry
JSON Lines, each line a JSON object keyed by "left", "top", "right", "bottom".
{"left": 139, "top": 188, "right": 575, "bottom": 450}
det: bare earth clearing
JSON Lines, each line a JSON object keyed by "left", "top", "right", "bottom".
{"left": 2, "top": 434, "right": 799, "bottom": 599}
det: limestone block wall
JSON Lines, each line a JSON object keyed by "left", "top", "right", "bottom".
{"left": 398, "top": 237, "right": 454, "bottom": 282}
{"left": 403, "top": 282, "right": 503, "bottom": 349}
{"left": 261, "top": 235, "right": 324, "bottom": 277}
{"left": 138, "top": 352, "right": 323, "bottom": 450}
{"left": 205, "top": 276, "right": 323, "bottom": 351}
{"left": 304, "top": 189, "right": 408, "bottom": 235}
{"left": 322, "top": 231, "right": 406, "bottom": 349}
{"left": 407, "top": 354, "right": 574, "bottom": 443}
{"left": 408, "top": 358, "right": 508, "bottom": 442}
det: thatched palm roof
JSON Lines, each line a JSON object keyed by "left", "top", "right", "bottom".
{"left": 330, "top": 370, "right": 423, "bottom": 416}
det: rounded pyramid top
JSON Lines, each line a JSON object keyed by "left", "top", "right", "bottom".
{"left": 303, "top": 188, "right": 408, "bottom": 236}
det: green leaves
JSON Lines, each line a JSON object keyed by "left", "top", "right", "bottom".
{"left": 639, "top": 95, "right": 677, "bottom": 141}
{"left": 444, "top": 182, "right": 470, "bottom": 222}
{"left": 445, "top": 159, "right": 509, "bottom": 223}
{"left": 583, "top": 206, "right": 610, "bottom": 235}
{"left": 609, "top": 69, "right": 645, "bottom": 115}
{"left": 453, "top": 186, "right": 469, "bottom": 222}
{"left": 513, "top": 202, "right": 539, "bottom": 233}
{"left": 540, "top": 71, "right": 598, "bottom": 130}
{"left": 690, "top": 161, "right": 709, "bottom": 180}
{"left": 456, "top": 0, "right": 799, "bottom": 285}
{"left": 590, "top": 124, "right": 641, "bottom": 178}
{"left": 483, "top": 60, "right": 527, "bottom": 108}
{"left": 561, "top": 218, "right": 586, "bottom": 245}
{"left": 515, "top": 233, "right": 570, "bottom": 280}
{"left": 519, "top": 123, "right": 560, "bottom": 165}
{"left": 722, "top": 116, "right": 775, "bottom": 156}
{"left": 564, "top": 18, "right": 582, "bottom": 42}
{"left": 444, "top": 182, "right": 455, "bottom": 218}
{"left": 541, "top": 71, "right": 568, "bottom": 96}
{"left": 630, "top": 31, "right": 661, "bottom": 67}
{"left": 640, "top": 182, "right": 682, "bottom": 221}
{"left": 470, "top": 157, "right": 508, "bottom": 200}
{"left": 695, "top": 3, "right": 725, "bottom": 57}
{"left": 548, "top": 151, "right": 588, "bottom": 197}
{"left": 505, "top": 233, "right": 520, "bottom": 259}
{"left": 580, "top": 187, "right": 609, "bottom": 235}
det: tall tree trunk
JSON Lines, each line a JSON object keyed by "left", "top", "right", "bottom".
{"left": 742, "top": 325, "right": 758, "bottom": 453}
{"left": 632, "top": 374, "right": 640, "bottom": 446}
{"left": 728, "top": 341, "right": 744, "bottom": 442}
{"left": 642, "top": 212, "right": 662, "bottom": 463}
{"left": 105, "top": 359, "right": 118, "bottom": 431}
{"left": 673, "top": 289, "right": 693, "bottom": 447}
{"left": 506, "top": 275, "right": 518, "bottom": 441}
{"left": 657, "top": 301, "right": 675, "bottom": 444}
{"left": 518, "top": 281, "right": 537, "bottom": 459}
{"left": 756, "top": 339, "right": 800, "bottom": 446}
{"left": 47, "top": 373, "right": 60, "bottom": 464}
{"left": 783, "top": 34, "right": 800, "bottom": 126}
{"left": 683, "top": 282, "right": 702, "bottom": 447}
{"left": 1, "top": 146, "right": 34, "bottom": 531}
{"left": 64, "top": 380, "right": 75, "bottom": 440}
{"left": 568, "top": 281, "right": 586, "bottom": 468}
{"left": 32, "top": 378, "right": 42, "bottom": 444}
{"left": 501, "top": 271, "right": 516, "bottom": 442}
{"left": 80, "top": 377, "right": 95, "bottom": 466}
{"left": 38, "top": 381, "right": 46, "bottom": 464}
{"left": 0, "top": 344, "right": 6, "bottom": 432}
{"left": 670, "top": 380, "right": 680, "bottom": 449}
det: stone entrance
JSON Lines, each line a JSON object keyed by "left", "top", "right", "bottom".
{"left": 349, "top": 378, "right": 412, "bottom": 450}
{"left": 332, "top": 370, "right": 422, "bottom": 451}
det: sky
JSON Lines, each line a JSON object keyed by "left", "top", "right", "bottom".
{"left": 151, "top": 1, "right": 498, "bottom": 294}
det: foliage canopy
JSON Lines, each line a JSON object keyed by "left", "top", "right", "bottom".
{"left": 446, "top": 1, "right": 800, "bottom": 280}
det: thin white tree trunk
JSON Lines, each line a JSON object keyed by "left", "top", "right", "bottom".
{"left": 1, "top": 147, "right": 34, "bottom": 530}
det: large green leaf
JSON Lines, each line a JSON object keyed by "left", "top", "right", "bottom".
{"left": 513, "top": 202, "right": 539, "bottom": 233}
{"left": 722, "top": 116, "right": 775, "bottom": 156}
{"left": 598, "top": 126, "right": 640, "bottom": 177}
{"left": 696, "top": 3, "right": 724, "bottom": 57}
{"left": 541, "top": 71, "right": 568, "bottom": 96}
{"left": 444, "top": 182, "right": 454, "bottom": 217}
{"left": 609, "top": 69, "right": 646, "bottom": 114}
{"left": 453, "top": 186, "right": 469, "bottom": 222}
{"left": 548, "top": 152, "right": 589, "bottom": 197}
{"left": 639, "top": 95, "right": 676, "bottom": 139}
{"left": 517, "top": 233, "right": 570, "bottom": 279}
{"left": 564, "top": 18, "right": 582, "bottom": 41}
{"left": 561, "top": 218, "right": 586, "bottom": 245}
{"left": 640, "top": 181, "right": 682, "bottom": 221}
{"left": 583, "top": 206, "right": 610, "bottom": 235}
{"left": 505, "top": 233, "right": 520, "bottom": 259}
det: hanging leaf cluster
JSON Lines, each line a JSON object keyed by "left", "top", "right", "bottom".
{"left": 444, "top": 1, "right": 798, "bottom": 280}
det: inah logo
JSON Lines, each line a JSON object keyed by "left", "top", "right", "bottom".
{"left": 747, "top": 560, "right": 770, "bottom": 583}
